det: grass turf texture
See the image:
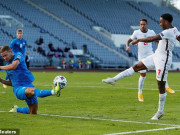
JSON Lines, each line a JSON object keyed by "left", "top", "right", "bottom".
{"left": 0, "top": 71, "right": 180, "bottom": 135}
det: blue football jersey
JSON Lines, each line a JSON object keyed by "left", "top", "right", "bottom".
{"left": 10, "top": 38, "right": 27, "bottom": 57}
{"left": 5, "top": 52, "right": 35, "bottom": 88}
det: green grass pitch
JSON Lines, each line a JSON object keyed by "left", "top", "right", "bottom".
{"left": 0, "top": 71, "right": 180, "bottom": 135}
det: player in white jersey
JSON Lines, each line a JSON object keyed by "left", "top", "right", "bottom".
{"left": 126, "top": 19, "right": 174, "bottom": 102}
{"left": 102, "top": 13, "right": 180, "bottom": 120}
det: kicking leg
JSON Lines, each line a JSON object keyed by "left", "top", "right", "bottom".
{"left": 102, "top": 61, "right": 147, "bottom": 85}
{"left": 25, "top": 84, "right": 61, "bottom": 98}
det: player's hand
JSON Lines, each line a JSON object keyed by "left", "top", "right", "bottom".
{"left": 126, "top": 46, "right": 130, "bottom": 52}
{"left": 132, "top": 39, "right": 140, "bottom": 45}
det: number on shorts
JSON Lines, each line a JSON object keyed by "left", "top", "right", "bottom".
{"left": 144, "top": 42, "right": 148, "bottom": 45}
{"left": 158, "top": 69, "right": 161, "bottom": 75}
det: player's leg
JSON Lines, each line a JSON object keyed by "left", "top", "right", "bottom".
{"left": 102, "top": 61, "right": 147, "bottom": 85}
{"left": 137, "top": 55, "right": 155, "bottom": 102}
{"left": 151, "top": 80, "right": 166, "bottom": 120}
{"left": 28, "top": 103, "right": 38, "bottom": 114}
{"left": 25, "top": 83, "right": 61, "bottom": 97}
{"left": 9, "top": 105, "right": 29, "bottom": 114}
{"left": 9, "top": 87, "right": 35, "bottom": 114}
{"left": 102, "top": 54, "right": 155, "bottom": 85}
{"left": 151, "top": 59, "right": 170, "bottom": 120}
{"left": 138, "top": 72, "right": 146, "bottom": 102}
{"left": 25, "top": 87, "right": 52, "bottom": 97}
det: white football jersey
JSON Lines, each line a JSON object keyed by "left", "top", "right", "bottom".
{"left": 130, "top": 29, "right": 156, "bottom": 60}
{"left": 156, "top": 27, "right": 180, "bottom": 59}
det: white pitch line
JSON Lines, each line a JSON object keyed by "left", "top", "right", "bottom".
{"left": 0, "top": 91, "right": 6, "bottom": 93}
{"left": 68, "top": 86, "right": 180, "bottom": 91}
{"left": 1, "top": 111, "right": 180, "bottom": 134}
{"left": 0, "top": 111, "right": 7, "bottom": 113}
{"left": 104, "top": 126, "right": 180, "bottom": 135}
{"left": 38, "top": 113, "right": 180, "bottom": 127}
{"left": 35, "top": 84, "right": 180, "bottom": 91}
{"left": 0, "top": 111, "right": 179, "bottom": 127}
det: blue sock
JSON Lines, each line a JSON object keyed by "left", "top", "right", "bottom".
{"left": 17, "top": 107, "right": 29, "bottom": 114}
{"left": 34, "top": 88, "right": 52, "bottom": 97}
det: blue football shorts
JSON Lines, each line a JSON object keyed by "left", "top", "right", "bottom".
{"left": 13, "top": 86, "right": 38, "bottom": 105}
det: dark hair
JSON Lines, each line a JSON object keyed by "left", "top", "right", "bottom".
{"left": 140, "top": 19, "right": 148, "bottom": 24}
{"left": 0, "top": 45, "right": 11, "bottom": 53}
{"left": 161, "top": 13, "right": 173, "bottom": 23}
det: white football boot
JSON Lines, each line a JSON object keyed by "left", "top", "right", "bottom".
{"left": 151, "top": 111, "right": 164, "bottom": 120}
{"left": 102, "top": 77, "right": 116, "bottom": 86}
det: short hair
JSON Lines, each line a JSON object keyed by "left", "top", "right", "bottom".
{"left": 140, "top": 19, "right": 148, "bottom": 24}
{"left": 16, "top": 29, "right": 23, "bottom": 33}
{"left": 161, "top": 13, "right": 173, "bottom": 23}
{"left": 0, "top": 46, "right": 11, "bottom": 53}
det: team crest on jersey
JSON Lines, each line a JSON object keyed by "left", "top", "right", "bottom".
{"left": 17, "top": 55, "right": 21, "bottom": 59}
{"left": 160, "top": 33, "right": 164, "bottom": 37}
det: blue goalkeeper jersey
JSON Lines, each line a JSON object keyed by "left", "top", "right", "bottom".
{"left": 10, "top": 38, "right": 27, "bottom": 57}
{"left": 5, "top": 52, "right": 35, "bottom": 88}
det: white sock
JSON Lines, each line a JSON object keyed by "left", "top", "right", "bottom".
{"left": 113, "top": 67, "right": 135, "bottom": 81}
{"left": 158, "top": 93, "right": 167, "bottom": 113}
{"left": 165, "top": 81, "right": 169, "bottom": 89}
{"left": 138, "top": 76, "right": 146, "bottom": 94}
{"left": 51, "top": 90, "right": 55, "bottom": 95}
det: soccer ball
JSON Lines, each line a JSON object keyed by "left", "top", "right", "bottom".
{"left": 53, "top": 75, "right": 67, "bottom": 89}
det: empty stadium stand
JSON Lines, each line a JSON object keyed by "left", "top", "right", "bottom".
{"left": 0, "top": 0, "right": 180, "bottom": 69}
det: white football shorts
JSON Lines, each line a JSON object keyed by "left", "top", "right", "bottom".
{"left": 141, "top": 54, "right": 171, "bottom": 81}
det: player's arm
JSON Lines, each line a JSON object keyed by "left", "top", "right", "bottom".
{"left": 0, "top": 78, "right": 12, "bottom": 86}
{"left": 126, "top": 38, "right": 133, "bottom": 51}
{"left": 0, "top": 60, "right": 20, "bottom": 71}
{"left": 176, "top": 35, "right": 180, "bottom": 42}
{"left": 132, "top": 34, "right": 161, "bottom": 45}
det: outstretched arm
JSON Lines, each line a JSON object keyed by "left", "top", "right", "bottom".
{"left": 0, "top": 78, "right": 12, "bottom": 86}
{"left": 0, "top": 60, "right": 20, "bottom": 71}
{"left": 132, "top": 34, "right": 162, "bottom": 45}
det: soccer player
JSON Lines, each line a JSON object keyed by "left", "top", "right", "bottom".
{"left": 126, "top": 19, "right": 174, "bottom": 102}
{"left": 102, "top": 13, "right": 180, "bottom": 120}
{"left": 10, "top": 29, "right": 26, "bottom": 57}
{"left": 0, "top": 46, "right": 61, "bottom": 114}
{"left": 3, "top": 29, "right": 27, "bottom": 88}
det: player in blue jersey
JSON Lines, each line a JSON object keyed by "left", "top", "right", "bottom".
{"left": 3, "top": 29, "right": 27, "bottom": 88}
{"left": 0, "top": 46, "right": 61, "bottom": 114}
{"left": 10, "top": 29, "right": 26, "bottom": 57}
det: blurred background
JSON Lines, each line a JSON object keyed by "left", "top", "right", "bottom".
{"left": 0, "top": 0, "right": 180, "bottom": 70}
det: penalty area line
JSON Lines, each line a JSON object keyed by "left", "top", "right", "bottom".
{"left": 104, "top": 126, "right": 180, "bottom": 135}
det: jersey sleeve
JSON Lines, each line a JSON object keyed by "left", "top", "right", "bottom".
{"left": 130, "top": 31, "right": 137, "bottom": 40}
{"left": 14, "top": 52, "right": 23, "bottom": 63}
{"left": 10, "top": 40, "right": 15, "bottom": 48}
{"left": 159, "top": 29, "right": 169, "bottom": 39}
